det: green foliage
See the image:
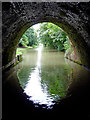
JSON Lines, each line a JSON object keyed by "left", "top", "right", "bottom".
{"left": 19, "top": 22, "right": 69, "bottom": 51}
{"left": 16, "top": 47, "right": 28, "bottom": 55}
{"left": 63, "top": 37, "right": 69, "bottom": 50}
{"left": 19, "top": 27, "right": 39, "bottom": 47}
{"left": 19, "top": 35, "right": 29, "bottom": 47}
{"left": 38, "top": 22, "right": 69, "bottom": 51}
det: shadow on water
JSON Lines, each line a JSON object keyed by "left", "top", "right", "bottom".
{"left": 3, "top": 47, "right": 90, "bottom": 119}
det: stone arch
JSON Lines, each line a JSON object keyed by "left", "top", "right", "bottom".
{"left": 2, "top": 2, "right": 90, "bottom": 69}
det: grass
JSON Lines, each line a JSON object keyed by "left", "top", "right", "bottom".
{"left": 16, "top": 45, "right": 38, "bottom": 56}
{"left": 16, "top": 46, "right": 33, "bottom": 56}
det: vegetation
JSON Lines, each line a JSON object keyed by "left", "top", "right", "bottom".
{"left": 38, "top": 22, "right": 69, "bottom": 51}
{"left": 17, "top": 22, "right": 70, "bottom": 56}
{"left": 19, "top": 27, "right": 39, "bottom": 47}
{"left": 16, "top": 27, "right": 39, "bottom": 55}
{"left": 16, "top": 47, "right": 32, "bottom": 55}
{"left": 18, "top": 22, "right": 69, "bottom": 51}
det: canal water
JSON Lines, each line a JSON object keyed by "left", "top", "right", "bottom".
{"left": 17, "top": 45, "right": 89, "bottom": 108}
{"left": 3, "top": 45, "right": 90, "bottom": 119}
{"left": 17, "top": 45, "right": 72, "bottom": 109}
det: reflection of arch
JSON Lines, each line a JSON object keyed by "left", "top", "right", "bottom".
{"left": 2, "top": 2, "right": 90, "bottom": 68}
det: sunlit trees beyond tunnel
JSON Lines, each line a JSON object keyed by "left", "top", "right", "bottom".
{"left": 38, "top": 22, "right": 69, "bottom": 51}
{"left": 16, "top": 22, "right": 70, "bottom": 57}
{"left": 18, "top": 26, "right": 38, "bottom": 48}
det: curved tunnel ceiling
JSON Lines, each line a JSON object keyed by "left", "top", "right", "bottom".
{"left": 2, "top": 2, "right": 90, "bottom": 68}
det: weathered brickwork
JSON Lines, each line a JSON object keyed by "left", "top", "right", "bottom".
{"left": 2, "top": 2, "right": 90, "bottom": 68}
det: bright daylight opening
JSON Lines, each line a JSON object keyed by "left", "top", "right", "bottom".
{"left": 16, "top": 22, "right": 77, "bottom": 109}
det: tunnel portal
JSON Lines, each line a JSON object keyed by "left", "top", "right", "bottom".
{"left": 2, "top": 2, "right": 90, "bottom": 69}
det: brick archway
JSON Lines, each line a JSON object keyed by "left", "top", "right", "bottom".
{"left": 2, "top": 2, "right": 90, "bottom": 68}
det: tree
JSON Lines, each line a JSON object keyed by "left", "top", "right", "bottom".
{"left": 19, "top": 27, "right": 38, "bottom": 47}
{"left": 19, "top": 35, "right": 29, "bottom": 47}
{"left": 39, "top": 22, "right": 69, "bottom": 51}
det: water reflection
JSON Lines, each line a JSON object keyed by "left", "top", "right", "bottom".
{"left": 23, "top": 45, "right": 54, "bottom": 107}
{"left": 17, "top": 46, "right": 90, "bottom": 109}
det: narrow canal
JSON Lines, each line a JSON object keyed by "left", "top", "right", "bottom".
{"left": 17, "top": 44, "right": 73, "bottom": 108}
{"left": 3, "top": 45, "right": 90, "bottom": 119}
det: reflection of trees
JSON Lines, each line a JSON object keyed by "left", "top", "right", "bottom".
{"left": 17, "top": 49, "right": 38, "bottom": 89}
{"left": 17, "top": 66, "right": 33, "bottom": 89}
{"left": 65, "top": 58, "right": 90, "bottom": 96}
{"left": 41, "top": 65, "right": 72, "bottom": 100}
